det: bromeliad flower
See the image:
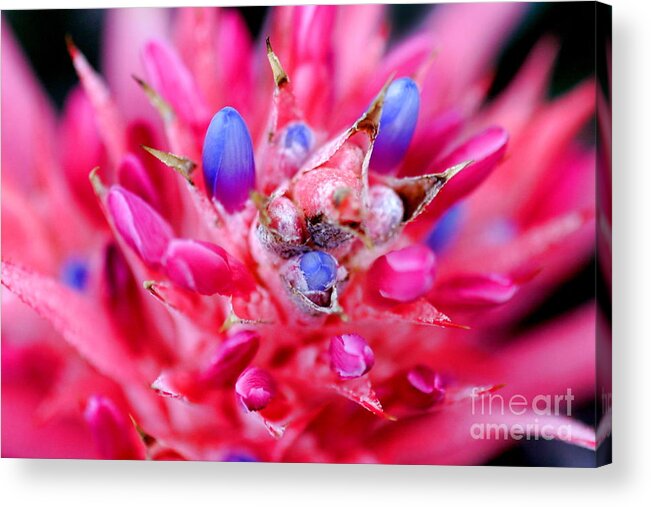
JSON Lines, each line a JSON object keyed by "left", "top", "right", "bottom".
{"left": 2, "top": 4, "right": 599, "bottom": 464}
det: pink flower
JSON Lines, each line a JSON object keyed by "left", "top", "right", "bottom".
{"left": 2, "top": 5, "right": 600, "bottom": 464}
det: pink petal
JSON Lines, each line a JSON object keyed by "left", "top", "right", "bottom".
{"left": 141, "top": 38, "right": 210, "bottom": 129}
{"left": 427, "top": 126, "right": 509, "bottom": 223}
{"left": 478, "top": 37, "right": 560, "bottom": 137}
{"left": 84, "top": 395, "right": 146, "bottom": 460}
{"left": 366, "top": 305, "right": 597, "bottom": 464}
{"left": 1, "top": 19, "right": 57, "bottom": 189}
{"left": 1, "top": 261, "right": 143, "bottom": 384}
{"left": 103, "top": 7, "right": 170, "bottom": 124}
{"left": 60, "top": 86, "right": 106, "bottom": 222}
{"left": 431, "top": 273, "right": 519, "bottom": 309}
{"left": 2, "top": 384, "right": 99, "bottom": 459}
{"left": 68, "top": 39, "right": 126, "bottom": 169}
{"left": 420, "top": 2, "right": 528, "bottom": 114}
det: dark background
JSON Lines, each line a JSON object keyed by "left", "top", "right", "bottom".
{"left": 4, "top": 3, "right": 596, "bottom": 109}
{"left": 4, "top": 3, "right": 601, "bottom": 467}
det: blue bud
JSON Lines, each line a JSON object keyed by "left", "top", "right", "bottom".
{"left": 61, "top": 258, "right": 89, "bottom": 291}
{"left": 222, "top": 451, "right": 258, "bottom": 462}
{"left": 202, "top": 107, "right": 256, "bottom": 213}
{"left": 370, "top": 77, "right": 420, "bottom": 174}
{"left": 426, "top": 204, "right": 463, "bottom": 253}
{"left": 299, "top": 251, "right": 338, "bottom": 292}
{"left": 283, "top": 122, "right": 313, "bottom": 152}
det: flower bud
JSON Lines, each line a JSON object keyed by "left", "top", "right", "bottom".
{"left": 256, "top": 196, "right": 308, "bottom": 258}
{"left": 60, "top": 258, "right": 89, "bottom": 291}
{"left": 426, "top": 204, "right": 463, "bottom": 253}
{"left": 370, "top": 77, "right": 420, "bottom": 174}
{"left": 84, "top": 395, "right": 144, "bottom": 460}
{"left": 367, "top": 245, "right": 436, "bottom": 305}
{"left": 299, "top": 250, "right": 338, "bottom": 292}
{"left": 329, "top": 334, "right": 375, "bottom": 379}
{"left": 406, "top": 365, "right": 445, "bottom": 408}
{"left": 281, "top": 122, "right": 314, "bottom": 165}
{"left": 366, "top": 185, "right": 405, "bottom": 244}
{"left": 202, "top": 107, "right": 256, "bottom": 213}
{"left": 200, "top": 329, "right": 260, "bottom": 388}
{"left": 106, "top": 186, "right": 174, "bottom": 268}
{"left": 293, "top": 167, "right": 362, "bottom": 248}
{"left": 235, "top": 367, "right": 276, "bottom": 411}
{"left": 102, "top": 243, "right": 132, "bottom": 302}
{"left": 117, "top": 153, "right": 159, "bottom": 210}
{"left": 222, "top": 451, "right": 258, "bottom": 462}
{"left": 281, "top": 250, "right": 346, "bottom": 314}
{"left": 162, "top": 238, "right": 255, "bottom": 296}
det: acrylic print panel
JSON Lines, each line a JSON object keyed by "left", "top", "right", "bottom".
{"left": 1, "top": 3, "right": 612, "bottom": 466}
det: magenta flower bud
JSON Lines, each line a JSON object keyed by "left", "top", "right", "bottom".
{"left": 399, "top": 365, "right": 445, "bottom": 410}
{"left": 366, "top": 185, "right": 405, "bottom": 244}
{"left": 407, "top": 365, "right": 445, "bottom": 401}
{"left": 367, "top": 245, "right": 437, "bottom": 305}
{"left": 200, "top": 330, "right": 260, "bottom": 388}
{"left": 370, "top": 77, "right": 420, "bottom": 174}
{"left": 329, "top": 333, "right": 375, "bottom": 379}
{"left": 106, "top": 186, "right": 174, "bottom": 268}
{"left": 84, "top": 395, "right": 144, "bottom": 460}
{"left": 117, "top": 153, "right": 159, "bottom": 210}
{"left": 162, "top": 238, "right": 255, "bottom": 297}
{"left": 235, "top": 367, "right": 276, "bottom": 411}
{"left": 202, "top": 107, "right": 256, "bottom": 213}
{"left": 102, "top": 243, "right": 132, "bottom": 302}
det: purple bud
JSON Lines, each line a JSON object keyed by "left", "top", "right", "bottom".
{"left": 202, "top": 107, "right": 256, "bottom": 213}
{"left": 329, "top": 334, "right": 375, "bottom": 379}
{"left": 235, "top": 367, "right": 276, "bottom": 411}
{"left": 370, "top": 77, "right": 420, "bottom": 174}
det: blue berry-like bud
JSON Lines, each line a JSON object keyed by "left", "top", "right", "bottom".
{"left": 426, "top": 204, "right": 464, "bottom": 253}
{"left": 202, "top": 107, "right": 256, "bottom": 213}
{"left": 283, "top": 122, "right": 313, "bottom": 152}
{"left": 222, "top": 451, "right": 258, "bottom": 462}
{"left": 370, "top": 77, "right": 420, "bottom": 174}
{"left": 61, "top": 258, "right": 89, "bottom": 291}
{"left": 299, "top": 251, "right": 338, "bottom": 291}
